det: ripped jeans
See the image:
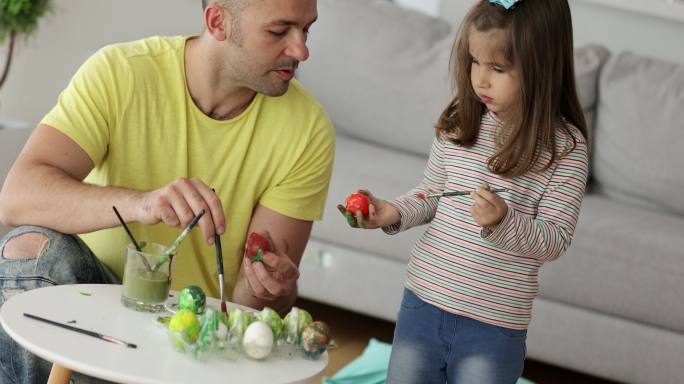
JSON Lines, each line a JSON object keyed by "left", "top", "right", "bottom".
{"left": 0, "top": 226, "right": 119, "bottom": 384}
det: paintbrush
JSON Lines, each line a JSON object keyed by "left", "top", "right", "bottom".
{"left": 417, "top": 188, "right": 508, "bottom": 199}
{"left": 112, "top": 206, "right": 152, "bottom": 271}
{"left": 24, "top": 313, "right": 137, "bottom": 348}
{"left": 215, "top": 233, "right": 226, "bottom": 313}
{"left": 212, "top": 188, "right": 227, "bottom": 314}
{"left": 152, "top": 210, "right": 205, "bottom": 272}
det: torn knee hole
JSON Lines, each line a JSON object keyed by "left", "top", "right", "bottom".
{"left": 1, "top": 233, "right": 50, "bottom": 260}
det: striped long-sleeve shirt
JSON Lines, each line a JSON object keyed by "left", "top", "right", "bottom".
{"left": 386, "top": 112, "right": 589, "bottom": 329}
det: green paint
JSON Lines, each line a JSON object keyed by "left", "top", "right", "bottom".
{"left": 122, "top": 267, "right": 170, "bottom": 303}
{"left": 252, "top": 248, "right": 263, "bottom": 262}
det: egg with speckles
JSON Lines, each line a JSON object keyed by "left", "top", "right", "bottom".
{"left": 301, "top": 321, "right": 331, "bottom": 360}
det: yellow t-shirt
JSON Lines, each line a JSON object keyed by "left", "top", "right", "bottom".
{"left": 41, "top": 36, "right": 335, "bottom": 298}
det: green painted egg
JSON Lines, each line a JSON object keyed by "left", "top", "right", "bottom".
{"left": 256, "top": 307, "right": 283, "bottom": 340}
{"left": 178, "top": 285, "right": 206, "bottom": 314}
{"left": 283, "top": 307, "right": 313, "bottom": 344}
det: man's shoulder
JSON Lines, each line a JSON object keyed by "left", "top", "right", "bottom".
{"left": 257, "top": 80, "right": 334, "bottom": 139}
{"left": 98, "top": 36, "right": 187, "bottom": 61}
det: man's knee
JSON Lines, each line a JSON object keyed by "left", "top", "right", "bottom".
{"left": 1, "top": 233, "right": 50, "bottom": 260}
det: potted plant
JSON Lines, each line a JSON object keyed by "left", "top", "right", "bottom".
{"left": 1, "top": 0, "right": 52, "bottom": 92}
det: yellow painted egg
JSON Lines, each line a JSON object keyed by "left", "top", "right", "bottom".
{"left": 169, "top": 308, "right": 201, "bottom": 344}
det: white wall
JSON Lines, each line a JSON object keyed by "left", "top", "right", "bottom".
{"left": 394, "top": 0, "right": 441, "bottom": 16}
{"left": 439, "top": 0, "right": 684, "bottom": 65}
{"left": 3, "top": 0, "right": 684, "bottom": 126}
{"left": 0, "top": 0, "right": 203, "bottom": 126}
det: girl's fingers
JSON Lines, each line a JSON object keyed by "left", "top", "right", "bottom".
{"left": 470, "top": 191, "right": 487, "bottom": 208}
{"left": 355, "top": 210, "right": 366, "bottom": 229}
{"left": 369, "top": 202, "right": 377, "bottom": 218}
{"left": 345, "top": 211, "right": 358, "bottom": 228}
{"left": 476, "top": 187, "right": 501, "bottom": 206}
{"left": 338, "top": 205, "right": 359, "bottom": 228}
{"left": 362, "top": 190, "right": 378, "bottom": 205}
{"left": 337, "top": 204, "right": 347, "bottom": 216}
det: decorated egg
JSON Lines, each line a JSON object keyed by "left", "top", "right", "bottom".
{"left": 242, "top": 321, "right": 274, "bottom": 360}
{"left": 168, "top": 309, "right": 201, "bottom": 350}
{"left": 301, "top": 321, "right": 331, "bottom": 359}
{"left": 228, "top": 307, "right": 253, "bottom": 341}
{"left": 283, "top": 307, "right": 313, "bottom": 344}
{"left": 245, "top": 232, "right": 272, "bottom": 262}
{"left": 345, "top": 192, "right": 370, "bottom": 217}
{"left": 256, "top": 307, "right": 283, "bottom": 340}
{"left": 195, "top": 309, "right": 224, "bottom": 352}
{"left": 178, "top": 285, "right": 206, "bottom": 314}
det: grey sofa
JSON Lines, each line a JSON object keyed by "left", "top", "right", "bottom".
{"left": 296, "top": 1, "right": 684, "bottom": 383}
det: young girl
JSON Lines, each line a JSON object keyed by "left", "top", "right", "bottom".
{"left": 338, "top": 0, "right": 589, "bottom": 383}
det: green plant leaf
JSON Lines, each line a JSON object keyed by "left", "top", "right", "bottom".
{"left": 0, "top": 0, "right": 52, "bottom": 43}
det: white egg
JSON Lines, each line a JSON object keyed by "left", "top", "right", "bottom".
{"left": 242, "top": 321, "right": 274, "bottom": 360}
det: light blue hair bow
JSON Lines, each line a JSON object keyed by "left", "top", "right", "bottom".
{"left": 489, "top": 0, "right": 520, "bottom": 10}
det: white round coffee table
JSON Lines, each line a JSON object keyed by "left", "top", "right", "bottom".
{"left": 0, "top": 284, "right": 327, "bottom": 384}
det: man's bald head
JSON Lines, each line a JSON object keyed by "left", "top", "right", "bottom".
{"left": 201, "top": 0, "right": 259, "bottom": 45}
{"left": 202, "top": 0, "right": 252, "bottom": 14}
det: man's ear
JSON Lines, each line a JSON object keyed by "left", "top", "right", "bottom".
{"left": 204, "top": 3, "right": 230, "bottom": 41}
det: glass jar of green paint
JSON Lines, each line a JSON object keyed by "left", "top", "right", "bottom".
{"left": 121, "top": 242, "right": 172, "bottom": 312}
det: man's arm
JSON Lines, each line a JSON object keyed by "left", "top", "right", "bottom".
{"left": 232, "top": 204, "right": 312, "bottom": 314}
{"left": 0, "top": 124, "right": 224, "bottom": 241}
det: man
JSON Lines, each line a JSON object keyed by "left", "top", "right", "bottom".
{"left": 0, "top": 0, "right": 333, "bottom": 382}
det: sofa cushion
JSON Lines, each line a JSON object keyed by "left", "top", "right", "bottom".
{"left": 574, "top": 45, "right": 610, "bottom": 145}
{"left": 298, "top": 0, "right": 455, "bottom": 158}
{"left": 538, "top": 194, "right": 684, "bottom": 334}
{"left": 575, "top": 45, "right": 610, "bottom": 112}
{"left": 593, "top": 52, "right": 684, "bottom": 215}
{"left": 299, "top": 0, "right": 608, "bottom": 160}
{"left": 311, "top": 135, "right": 427, "bottom": 263}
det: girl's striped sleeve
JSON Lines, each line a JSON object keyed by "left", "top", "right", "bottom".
{"left": 384, "top": 137, "right": 448, "bottom": 234}
{"left": 483, "top": 141, "right": 589, "bottom": 262}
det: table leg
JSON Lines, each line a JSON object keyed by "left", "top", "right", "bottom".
{"left": 47, "top": 363, "right": 72, "bottom": 384}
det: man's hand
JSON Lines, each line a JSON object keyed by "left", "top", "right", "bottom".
{"left": 470, "top": 185, "right": 508, "bottom": 228}
{"left": 243, "top": 247, "right": 299, "bottom": 301}
{"left": 336, "top": 189, "right": 400, "bottom": 229}
{"left": 231, "top": 205, "right": 310, "bottom": 313}
{"left": 136, "top": 178, "right": 225, "bottom": 244}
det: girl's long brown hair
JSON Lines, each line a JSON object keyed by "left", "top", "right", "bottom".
{"left": 436, "top": 0, "right": 587, "bottom": 177}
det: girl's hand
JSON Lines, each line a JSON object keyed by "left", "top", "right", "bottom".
{"left": 470, "top": 185, "right": 508, "bottom": 228}
{"left": 337, "top": 189, "right": 400, "bottom": 229}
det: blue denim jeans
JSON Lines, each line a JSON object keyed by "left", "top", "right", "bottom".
{"left": 0, "top": 226, "right": 119, "bottom": 384}
{"left": 387, "top": 289, "right": 527, "bottom": 384}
